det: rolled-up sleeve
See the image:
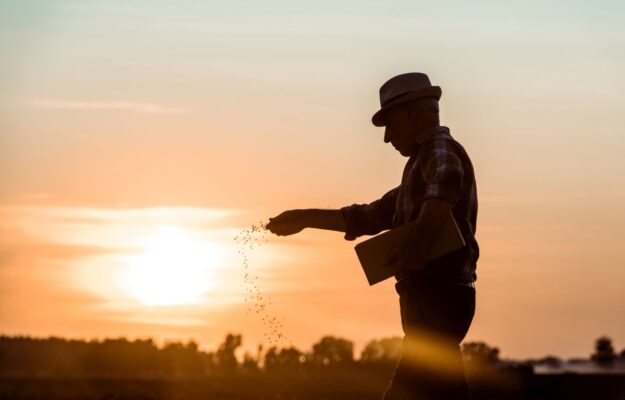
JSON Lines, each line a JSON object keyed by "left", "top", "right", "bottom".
{"left": 340, "top": 187, "right": 398, "bottom": 241}
{"left": 420, "top": 139, "right": 464, "bottom": 204}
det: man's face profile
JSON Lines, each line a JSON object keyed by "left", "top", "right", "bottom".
{"left": 383, "top": 103, "right": 421, "bottom": 157}
{"left": 382, "top": 98, "right": 439, "bottom": 157}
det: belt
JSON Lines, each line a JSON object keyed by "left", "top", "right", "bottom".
{"left": 395, "top": 278, "right": 475, "bottom": 295}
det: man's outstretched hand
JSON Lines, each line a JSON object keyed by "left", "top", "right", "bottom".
{"left": 266, "top": 210, "right": 308, "bottom": 236}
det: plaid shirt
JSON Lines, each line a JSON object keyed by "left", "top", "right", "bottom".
{"left": 341, "top": 126, "right": 479, "bottom": 283}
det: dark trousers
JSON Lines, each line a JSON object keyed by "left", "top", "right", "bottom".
{"left": 382, "top": 278, "right": 476, "bottom": 400}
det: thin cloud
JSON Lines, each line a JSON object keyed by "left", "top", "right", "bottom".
{"left": 27, "top": 206, "right": 238, "bottom": 224}
{"left": 28, "top": 98, "right": 189, "bottom": 114}
{"left": 0, "top": 205, "right": 241, "bottom": 258}
{"left": 0, "top": 241, "right": 136, "bottom": 263}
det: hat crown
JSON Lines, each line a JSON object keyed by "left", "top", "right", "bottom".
{"left": 379, "top": 72, "right": 433, "bottom": 106}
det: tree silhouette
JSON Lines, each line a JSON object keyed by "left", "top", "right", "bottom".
{"left": 310, "top": 336, "right": 354, "bottom": 366}
{"left": 461, "top": 341, "right": 500, "bottom": 371}
{"left": 360, "top": 337, "right": 402, "bottom": 365}
{"left": 264, "top": 346, "right": 305, "bottom": 371}
{"left": 241, "top": 352, "right": 260, "bottom": 373}
{"left": 162, "top": 341, "right": 205, "bottom": 377}
{"left": 591, "top": 336, "right": 616, "bottom": 366}
{"left": 216, "top": 334, "right": 242, "bottom": 374}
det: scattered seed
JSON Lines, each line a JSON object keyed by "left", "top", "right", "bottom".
{"left": 234, "top": 221, "right": 289, "bottom": 346}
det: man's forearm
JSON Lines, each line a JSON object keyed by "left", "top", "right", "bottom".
{"left": 301, "top": 209, "right": 346, "bottom": 232}
{"left": 266, "top": 208, "right": 346, "bottom": 236}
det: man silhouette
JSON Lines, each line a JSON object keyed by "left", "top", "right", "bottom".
{"left": 266, "top": 72, "right": 479, "bottom": 400}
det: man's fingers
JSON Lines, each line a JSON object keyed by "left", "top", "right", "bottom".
{"left": 265, "top": 211, "right": 303, "bottom": 237}
{"left": 266, "top": 223, "right": 290, "bottom": 236}
{"left": 268, "top": 224, "right": 298, "bottom": 236}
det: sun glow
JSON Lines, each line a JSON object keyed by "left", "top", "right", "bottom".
{"left": 123, "top": 226, "right": 220, "bottom": 306}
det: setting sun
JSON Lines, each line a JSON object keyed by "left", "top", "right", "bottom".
{"left": 122, "top": 225, "right": 221, "bottom": 306}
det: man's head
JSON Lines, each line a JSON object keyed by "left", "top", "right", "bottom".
{"left": 382, "top": 98, "right": 440, "bottom": 156}
{"left": 371, "top": 72, "right": 442, "bottom": 156}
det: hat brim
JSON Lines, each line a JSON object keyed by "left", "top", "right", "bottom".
{"left": 371, "top": 86, "right": 441, "bottom": 127}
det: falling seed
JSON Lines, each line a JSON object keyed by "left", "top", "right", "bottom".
{"left": 235, "top": 222, "right": 290, "bottom": 347}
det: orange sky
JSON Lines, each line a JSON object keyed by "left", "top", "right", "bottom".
{"left": 1, "top": 0, "right": 625, "bottom": 359}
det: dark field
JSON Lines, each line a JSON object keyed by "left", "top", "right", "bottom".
{"left": 1, "top": 373, "right": 624, "bottom": 400}
{"left": 2, "top": 336, "right": 624, "bottom": 399}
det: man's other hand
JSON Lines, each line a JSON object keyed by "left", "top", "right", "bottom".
{"left": 266, "top": 210, "right": 308, "bottom": 236}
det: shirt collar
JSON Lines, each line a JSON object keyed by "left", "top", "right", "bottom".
{"left": 414, "top": 125, "right": 450, "bottom": 145}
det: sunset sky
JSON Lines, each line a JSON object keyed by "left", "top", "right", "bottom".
{"left": 1, "top": 0, "right": 625, "bottom": 360}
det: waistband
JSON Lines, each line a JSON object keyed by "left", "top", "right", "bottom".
{"left": 395, "top": 278, "right": 475, "bottom": 295}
